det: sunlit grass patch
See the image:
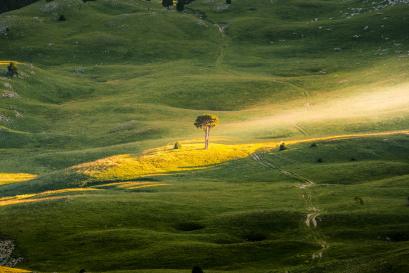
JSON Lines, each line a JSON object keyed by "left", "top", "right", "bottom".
{"left": 0, "top": 173, "right": 37, "bottom": 185}
{"left": 0, "top": 266, "right": 31, "bottom": 273}
{"left": 73, "top": 130, "right": 409, "bottom": 183}
{"left": 0, "top": 61, "right": 23, "bottom": 65}
{"left": 0, "top": 188, "right": 98, "bottom": 207}
{"left": 73, "top": 142, "right": 267, "bottom": 181}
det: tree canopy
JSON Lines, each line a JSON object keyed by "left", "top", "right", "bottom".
{"left": 194, "top": 114, "right": 219, "bottom": 150}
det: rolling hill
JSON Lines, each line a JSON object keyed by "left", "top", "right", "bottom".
{"left": 1, "top": 0, "right": 409, "bottom": 272}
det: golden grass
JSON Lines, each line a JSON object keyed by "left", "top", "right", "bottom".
{"left": 0, "top": 188, "right": 98, "bottom": 207}
{"left": 73, "top": 129, "right": 409, "bottom": 182}
{"left": 0, "top": 266, "right": 31, "bottom": 273}
{"left": 0, "top": 173, "right": 37, "bottom": 185}
{"left": 73, "top": 143, "right": 263, "bottom": 181}
{"left": 0, "top": 61, "right": 23, "bottom": 65}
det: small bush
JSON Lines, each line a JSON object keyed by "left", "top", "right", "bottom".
{"left": 226, "top": 0, "right": 232, "bottom": 4}
{"left": 6, "top": 62, "right": 18, "bottom": 77}
{"left": 317, "top": 158, "right": 323, "bottom": 163}
{"left": 350, "top": 157, "right": 357, "bottom": 161}
{"left": 174, "top": 142, "right": 182, "bottom": 150}
{"left": 58, "top": 15, "right": 66, "bottom": 21}
{"left": 279, "top": 142, "right": 287, "bottom": 151}
{"left": 310, "top": 143, "right": 317, "bottom": 148}
{"left": 192, "top": 266, "right": 204, "bottom": 273}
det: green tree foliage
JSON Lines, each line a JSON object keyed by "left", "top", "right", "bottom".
{"left": 162, "top": 0, "right": 173, "bottom": 9}
{"left": 176, "top": 0, "right": 185, "bottom": 11}
{"left": 194, "top": 114, "right": 219, "bottom": 150}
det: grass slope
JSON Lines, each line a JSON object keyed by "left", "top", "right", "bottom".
{"left": 1, "top": 0, "right": 409, "bottom": 272}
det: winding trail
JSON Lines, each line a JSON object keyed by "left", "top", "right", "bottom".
{"left": 250, "top": 129, "right": 409, "bottom": 258}
{"left": 252, "top": 149, "right": 329, "bottom": 261}
{"left": 215, "top": 23, "right": 227, "bottom": 69}
{"left": 186, "top": 7, "right": 228, "bottom": 69}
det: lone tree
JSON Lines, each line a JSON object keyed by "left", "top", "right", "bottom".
{"left": 194, "top": 114, "right": 219, "bottom": 150}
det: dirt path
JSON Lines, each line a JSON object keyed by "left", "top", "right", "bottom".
{"left": 252, "top": 150, "right": 329, "bottom": 261}
{"left": 214, "top": 23, "right": 227, "bottom": 69}
{"left": 185, "top": 7, "right": 227, "bottom": 69}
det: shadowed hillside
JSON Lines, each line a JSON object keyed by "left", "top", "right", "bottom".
{"left": 0, "top": 0, "right": 38, "bottom": 14}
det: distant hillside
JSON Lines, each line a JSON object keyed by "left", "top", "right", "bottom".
{"left": 0, "top": 0, "right": 38, "bottom": 14}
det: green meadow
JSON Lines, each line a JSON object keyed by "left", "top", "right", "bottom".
{"left": 1, "top": 0, "right": 409, "bottom": 272}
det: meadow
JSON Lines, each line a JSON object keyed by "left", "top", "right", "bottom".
{"left": 1, "top": 0, "right": 409, "bottom": 272}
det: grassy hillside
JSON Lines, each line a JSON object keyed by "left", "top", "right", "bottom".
{"left": 1, "top": 136, "right": 409, "bottom": 273}
{"left": 1, "top": 0, "right": 409, "bottom": 272}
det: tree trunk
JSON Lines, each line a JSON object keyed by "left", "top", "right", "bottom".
{"left": 204, "top": 127, "right": 210, "bottom": 150}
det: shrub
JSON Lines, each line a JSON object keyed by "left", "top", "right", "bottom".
{"left": 310, "top": 143, "right": 317, "bottom": 148}
{"left": 58, "top": 14, "right": 66, "bottom": 21}
{"left": 279, "top": 142, "right": 287, "bottom": 151}
{"left": 226, "top": 0, "right": 232, "bottom": 4}
{"left": 174, "top": 142, "right": 182, "bottom": 150}
{"left": 6, "top": 62, "right": 18, "bottom": 77}
{"left": 317, "top": 158, "right": 323, "bottom": 163}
